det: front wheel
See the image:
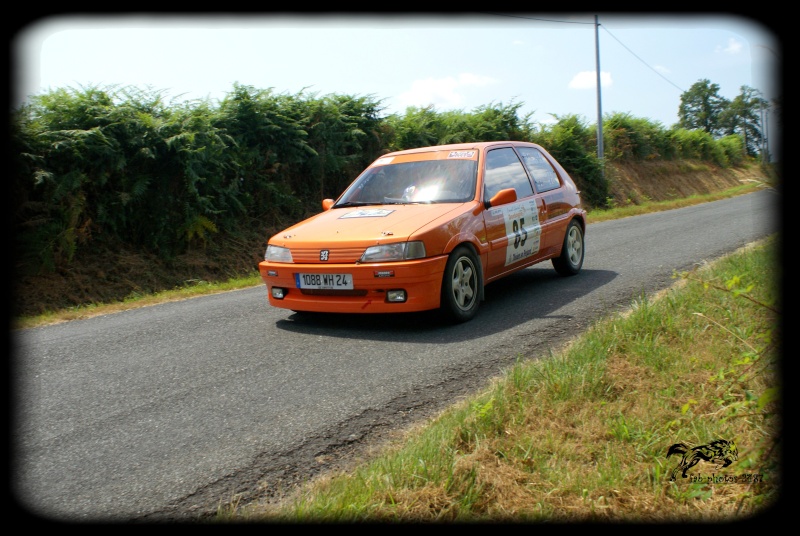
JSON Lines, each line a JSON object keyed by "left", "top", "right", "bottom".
{"left": 552, "top": 219, "right": 584, "bottom": 276}
{"left": 440, "top": 246, "right": 481, "bottom": 323}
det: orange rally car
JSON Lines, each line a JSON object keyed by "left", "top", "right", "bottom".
{"left": 259, "top": 141, "right": 587, "bottom": 323}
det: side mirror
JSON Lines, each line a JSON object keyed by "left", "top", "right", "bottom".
{"left": 322, "top": 199, "right": 335, "bottom": 211}
{"left": 484, "top": 188, "right": 517, "bottom": 209}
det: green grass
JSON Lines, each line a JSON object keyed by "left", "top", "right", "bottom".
{"left": 588, "top": 182, "right": 762, "bottom": 223}
{"left": 12, "top": 274, "right": 263, "bottom": 330}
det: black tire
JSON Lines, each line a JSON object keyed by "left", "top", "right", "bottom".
{"left": 440, "top": 245, "right": 481, "bottom": 323}
{"left": 552, "top": 219, "right": 584, "bottom": 276}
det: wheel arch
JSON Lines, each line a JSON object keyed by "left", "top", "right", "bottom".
{"left": 573, "top": 210, "right": 588, "bottom": 234}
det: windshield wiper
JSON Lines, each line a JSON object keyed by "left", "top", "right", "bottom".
{"left": 333, "top": 201, "right": 385, "bottom": 208}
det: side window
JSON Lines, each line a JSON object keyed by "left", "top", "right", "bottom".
{"left": 483, "top": 148, "right": 534, "bottom": 200}
{"left": 517, "top": 147, "right": 562, "bottom": 193}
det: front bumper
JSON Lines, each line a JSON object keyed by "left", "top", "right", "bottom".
{"left": 258, "top": 255, "right": 449, "bottom": 314}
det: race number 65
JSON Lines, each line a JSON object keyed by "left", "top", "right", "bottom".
{"left": 512, "top": 217, "right": 528, "bottom": 249}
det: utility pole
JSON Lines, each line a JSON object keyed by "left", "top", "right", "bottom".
{"left": 595, "top": 15, "right": 604, "bottom": 174}
{"left": 760, "top": 102, "right": 770, "bottom": 163}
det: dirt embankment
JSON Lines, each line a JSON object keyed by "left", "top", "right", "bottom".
{"left": 12, "top": 161, "right": 770, "bottom": 319}
{"left": 603, "top": 160, "right": 766, "bottom": 206}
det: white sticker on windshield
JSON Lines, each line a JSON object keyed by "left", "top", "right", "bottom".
{"left": 448, "top": 151, "right": 475, "bottom": 158}
{"left": 339, "top": 209, "right": 395, "bottom": 218}
{"left": 372, "top": 157, "right": 395, "bottom": 166}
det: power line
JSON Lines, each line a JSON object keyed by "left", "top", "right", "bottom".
{"left": 480, "top": 12, "right": 595, "bottom": 25}
{"left": 598, "top": 24, "right": 686, "bottom": 93}
{"left": 482, "top": 13, "right": 686, "bottom": 93}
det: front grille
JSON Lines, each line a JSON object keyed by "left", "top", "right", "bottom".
{"left": 291, "top": 247, "right": 364, "bottom": 263}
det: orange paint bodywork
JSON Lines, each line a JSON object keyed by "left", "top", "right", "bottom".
{"left": 258, "top": 141, "right": 586, "bottom": 316}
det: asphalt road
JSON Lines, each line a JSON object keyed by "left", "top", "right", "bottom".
{"left": 11, "top": 189, "right": 780, "bottom": 522}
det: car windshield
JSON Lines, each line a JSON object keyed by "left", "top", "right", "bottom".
{"left": 334, "top": 158, "right": 477, "bottom": 206}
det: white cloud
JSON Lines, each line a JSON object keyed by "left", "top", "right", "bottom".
{"left": 538, "top": 115, "right": 559, "bottom": 125}
{"left": 654, "top": 64, "right": 671, "bottom": 75}
{"left": 455, "top": 73, "right": 497, "bottom": 87}
{"left": 568, "top": 71, "right": 612, "bottom": 89}
{"left": 717, "top": 37, "right": 743, "bottom": 55}
{"left": 395, "top": 73, "right": 499, "bottom": 111}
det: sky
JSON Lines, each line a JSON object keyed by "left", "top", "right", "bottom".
{"left": 11, "top": 12, "right": 782, "bottom": 139}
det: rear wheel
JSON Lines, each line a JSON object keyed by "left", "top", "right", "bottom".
{"left": 440, "top": 246, "right": 481, "bottom": 323}
{"left": 552, "top": 219, "right": 584, "bottom": 276}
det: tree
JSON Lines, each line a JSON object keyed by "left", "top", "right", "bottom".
{"left": 718, "top": 85, "right": 768, "bottom": 157}
{"left": 677, "top": 79, "right": 729, "bottom": 137}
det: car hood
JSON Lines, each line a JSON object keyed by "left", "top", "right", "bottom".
{"left": 270, "top": 203, "right": 467, "bottom": 247}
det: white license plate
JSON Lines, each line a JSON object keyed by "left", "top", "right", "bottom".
{"left": 295, "top": 273, "right": 353, "bottom": 290}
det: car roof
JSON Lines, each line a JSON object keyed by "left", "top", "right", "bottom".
{"left": 382, "top": 141, "right": 545, "bottom": 157}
